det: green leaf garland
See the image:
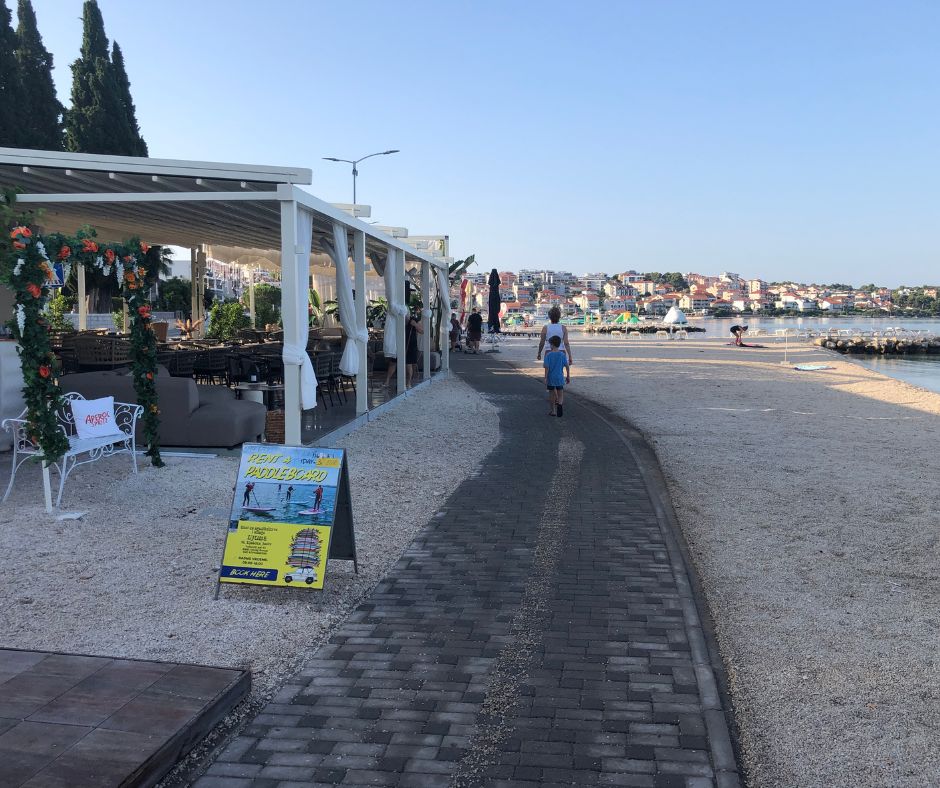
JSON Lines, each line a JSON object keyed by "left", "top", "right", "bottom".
{"left": 2, "top": 221, "right": 164, "bottom": 467}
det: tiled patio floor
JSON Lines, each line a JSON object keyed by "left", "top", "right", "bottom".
{"left": 0, "top": 648, "right": 248, "bottom": 788}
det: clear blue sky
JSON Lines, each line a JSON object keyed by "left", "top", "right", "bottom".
{"left": 22, "top": 0, "right": 940, "bottom": 287}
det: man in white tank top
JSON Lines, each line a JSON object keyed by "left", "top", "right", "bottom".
{"left": 536, "top": 306, "right": 573, "bottom": 364}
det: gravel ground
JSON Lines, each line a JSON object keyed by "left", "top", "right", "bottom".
{"left": 497, "top": 332, "right": 940, "bottom": 788}
{"left": 0, "top": 375, "right": 498, "bottom": 701}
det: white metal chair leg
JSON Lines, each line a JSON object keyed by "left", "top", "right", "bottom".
{"left": 55, "top": 459, "right": 68, "bottom": 508}
{"left": 130, "top": 438, "right": 138, "bottom": 474}
{"left": 2, "top": 449, "right": 18, "bottom": 503}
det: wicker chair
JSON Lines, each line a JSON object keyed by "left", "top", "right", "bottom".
{"left": 329, "top": 352, "right": 353, "bottom": 404}
{"left": 74, "top": 335, "right": 131, "bottom": 370}
{"left": 313, "top": 353, "right": 335, "bottom": 408}
{"left": 194, "top": 350, "right": 227, "bottom": 385}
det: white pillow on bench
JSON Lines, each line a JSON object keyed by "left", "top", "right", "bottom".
{"left": 71, "top": 396, "right": 123, "bottom": 440}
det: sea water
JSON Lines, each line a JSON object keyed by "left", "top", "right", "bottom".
{"left": 698, "top": 317, "right": 940, "bottom": 395}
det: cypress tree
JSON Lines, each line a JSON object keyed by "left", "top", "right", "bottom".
{"left": 0, "top": 0, "right": 26, "bottom": 146}
{"left": 65, "top": 0, "right": 132, "bottom": 154}
{"left": 15, "top": 0, "right": 64, "bottom": 150}
{"left": 110, "top": 42, "right": 147, "bottom": 157}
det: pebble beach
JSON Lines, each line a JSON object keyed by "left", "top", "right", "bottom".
{"left": 497, "top": 331, "right": 940, "bottom": 787}
{"left": 0, "top": 376, "right": 498, "bottom": 702}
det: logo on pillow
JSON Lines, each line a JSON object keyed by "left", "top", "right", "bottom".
{"left": 84, "top": 411, "right": 111, "bottom": 428}
{"left": 71, "top": 396, "right": 123, "bottom": 440}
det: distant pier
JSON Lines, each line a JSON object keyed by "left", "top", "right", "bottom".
{"left": 815, "top": 330, "right": 940, "bottom": 355}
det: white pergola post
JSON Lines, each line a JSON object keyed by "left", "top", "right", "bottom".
{"left": 280, "top": 199, "right": 302, "bottom": 445}
{"left": 352, "top": 230, "right": 368, "bottom": 415}
{"left": 440, "top": 266, "right": 449, "bottom": 373}
{"left": 441, "top": 238, "right": 450, "bottom": 373}
{"left": 248, "top": 267, "right": 256, "bottom": 328}
{"left": 396, "top": 250, "right": 406, "bottom": 392}
{"left": 76, "top": 264, "right": 87, "bottom": 330}
{"left": 189, "top": 246, "right": 198, "bottom": 329}
{"left": 421, "top": 260, "right": 431, "bottom": 381}
{"left": 196, "top": 248, "right": 207, "bottom": 337}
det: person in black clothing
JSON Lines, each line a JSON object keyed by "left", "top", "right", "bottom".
{"left": 730, "top": 324, "right": 748, "bottom": 346}
{"left": 405, "top": 308, "right": 423, "bottom": 387}
{"left": 385, "top": 309, "right": 424, "bottom": 389}
{"left": 466, "top": 308, "right": 483, "bottom": 354}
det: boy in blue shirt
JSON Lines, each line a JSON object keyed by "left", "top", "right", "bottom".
{"left": 543, "top": 335, "right": 570, "bottom": 417}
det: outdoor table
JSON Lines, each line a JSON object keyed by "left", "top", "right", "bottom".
{"left": 233, "top": 382, "right": 284, "bottom": 410}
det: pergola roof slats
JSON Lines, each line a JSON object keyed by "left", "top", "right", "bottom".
{"left": 1, "top": 148, "right": 448, "bottom": 270}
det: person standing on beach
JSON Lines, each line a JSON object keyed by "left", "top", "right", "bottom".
{"left": 466, "top": 308, "right": 483, "bottom": 353}
{"left": 537, "top": 306, "right": 573, "bottom": 365}
{"left": 730, "top": 325, "right": 748, "bottom": 346}
{"left": 543, "top": 335, "right": 570, "bottom": 416}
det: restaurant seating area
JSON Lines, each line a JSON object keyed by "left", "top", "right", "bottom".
{"left": 51, "top": 325, "right": 405, "bottom": 446}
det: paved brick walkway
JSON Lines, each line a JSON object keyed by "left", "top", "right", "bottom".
{"left": 198, "top": 355, "right": 741, "bottom": 787}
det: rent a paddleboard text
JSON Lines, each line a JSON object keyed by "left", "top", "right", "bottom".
{"left": 244, "top": 452, "right": 330, "bottom": 482}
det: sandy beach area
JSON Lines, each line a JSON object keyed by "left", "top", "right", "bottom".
{"left": 497, "top": 331, "right": 940, "bottom": 788}
{"left": 0, "top": 376, "right": 498, "bottom": 702}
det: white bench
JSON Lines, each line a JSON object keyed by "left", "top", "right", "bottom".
{"left": 2, "top": 392, "right": 142, "bottom": 508}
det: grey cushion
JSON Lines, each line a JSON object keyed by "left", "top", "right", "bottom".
{"left": 61, "top": 371, "right": 265, "bottom": 448}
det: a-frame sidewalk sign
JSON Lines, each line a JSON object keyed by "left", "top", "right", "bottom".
{"left": 215, "top": 443, "right": 357, "bottom": 597}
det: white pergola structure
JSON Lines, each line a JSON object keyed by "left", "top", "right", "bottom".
{"left": 0, "top": 147, "right": 452, "bottom": 445}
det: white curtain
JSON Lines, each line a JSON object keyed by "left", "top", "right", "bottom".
{"left": 323, "top": 222, "right": 367, "bottom": 376}
{"left": 281, "top": 207, "right": 318, "bottom": 409}
{"left": 436, "top": 264, "right": 451, "bottom": 331}
{"left": 383, "top": 248, "right": 407, "bottom": 359}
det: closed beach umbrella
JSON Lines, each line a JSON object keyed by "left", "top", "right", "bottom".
{"left": 487, "top": 268, "right": 501, "bottom": 332}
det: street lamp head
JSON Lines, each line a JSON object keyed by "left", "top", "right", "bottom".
{"left": 383, "top": 149, "right": 400, "bottom": 155}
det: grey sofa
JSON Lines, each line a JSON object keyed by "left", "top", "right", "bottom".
{"left": 61, "top": 368, "right": 266, "bottom": 448}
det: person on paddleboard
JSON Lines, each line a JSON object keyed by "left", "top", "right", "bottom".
{"left": 314, "top": 484, "right": 324, "bottom": 511}
{"left": 286, "top": 485, "right": 294, "bottom": 503}
{"left": 242, "top": 482, "right": 255, "bottom": 506}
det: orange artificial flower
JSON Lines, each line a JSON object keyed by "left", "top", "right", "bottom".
{"left": 81, "top": 239, "right": 99, "bottom": 253}
{"left": 146, "top": 372, "right": 154, "bottom": 381}
{"left": 10, "top": 227, "right": 30, "bottom": 250}
{"left": 104, "top": 249, "right": 116, "bottom": 264}
{"left": 41, "top": 263, "right": 55, "bottom": 282}
{"left": 124, "top": 271, "right": 136, "bottom": 282}
{"left": 140, "top": 243, "right": 150, "bottom": 253}
{"left": 57, "top": 245, "right": 71, "bottom": 260}
{"left": 38, "top": 365, "right": 51, "bottom": 379}
{"left": 137, "top": 267, "right": 146, "bottom": 278}
{"left": 26, "top": 283, "right": 41, "bottom": 298}
{"left": 123, "top": 255, "right": 134, "bottom": 264}
{"left": 137, "top": 305, "right": 151, "bottom": 318}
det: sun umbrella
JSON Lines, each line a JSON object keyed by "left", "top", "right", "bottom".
{"left": 663, "top": 305, "right": 688, "bottom": 325}
{"left": 487, "top": 268, "right": 501, "bottom": 333}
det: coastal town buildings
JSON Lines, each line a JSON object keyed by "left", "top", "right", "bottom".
{"left": 457, "top": 266, "right": 934, "bottom": 321}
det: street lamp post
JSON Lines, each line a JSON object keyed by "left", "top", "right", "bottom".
{"left": 322, "top": 149, "right": 399, "bottom": 205}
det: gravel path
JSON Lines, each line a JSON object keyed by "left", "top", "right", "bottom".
{"left": 496, "top": 333, "right": 940, "bottom": 788}
{"left": 0, "top": 376, "right": 498, "bottom": 701}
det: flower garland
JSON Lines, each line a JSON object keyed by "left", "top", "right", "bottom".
{"left": 3, "top": 225, "right": 69, "bottom": 463}
{"left": 2, "top": 222, "right": 164, "bottom": 467}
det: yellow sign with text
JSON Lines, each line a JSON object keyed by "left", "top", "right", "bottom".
{"left": 220, "top": 520, "right": 332, "bottom": 589}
